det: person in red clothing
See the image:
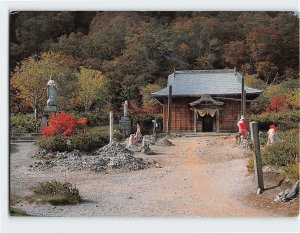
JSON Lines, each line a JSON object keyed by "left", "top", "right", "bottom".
{"left": 236, "top": 115, "right": 247, "bottom": 145}
{"left": 238, "top": 115, "right": 247, "bottom": 138}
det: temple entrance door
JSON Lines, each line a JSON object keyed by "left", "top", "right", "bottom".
{"left": 202, "top": 114, "right": 213, "bottom": 132}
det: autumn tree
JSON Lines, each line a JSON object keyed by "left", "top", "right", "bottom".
{"left": 140, "top": 84, "right": 162, "bottom": 114}
{"left": 11, "top": 52, "right": 79, "bottom": 120}
{"left": 76, "top": 67, "right": 108, "bottom": 112}
{"left": 101, "top": 19, "right": 169, "bottom": 110}
{"left": 246, "top": 26, "right": 280, "bottom": 81}
{"left": 250, "top": 79, "right": 299, "bottom": 114}
{"left": 9, "top": 11, "right": 300, "bottom": 117}
{"left": 224, "top": 41, "right": 248, "bottom": 69}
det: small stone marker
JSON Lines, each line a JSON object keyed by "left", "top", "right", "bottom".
{"left": 109, "top": 111, "right": 113, "bottom": 144}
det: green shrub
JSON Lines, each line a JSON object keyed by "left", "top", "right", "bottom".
{"left": 250, "top": 79, "right": 299, "bottom": 114}
{"left": 74, "top": 111, "right": 109, "bottom": 126}
{"left": 261, "top": 130, "right": 299, "bottom": 168}
{"left": 132, "top": 115, "right": 163, "bottom": 135}
{"left": 30, "top": 180, "right": 82, "bottom": 205}
{"left": 113, "top": 125, "right": 126, "bottom": 142}
{"left": 10, "top": 114, "right": 36, "bottom": 133}
{"left": 282, "top": 163, "right": 299, "bottom": 182}
{"left": 37, "top": 135, "right": 68, "bottom": 152}
{"left": 37, "top": 131, "right": 108, "bottom": 152}
{"left": 252, "top": 110, "right": 300, "bottom": 130}
{"left": 71, "top": 131, "right": 108, "bottom": 152}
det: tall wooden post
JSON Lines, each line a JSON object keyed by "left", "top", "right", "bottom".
{"left": 109, "top": 111, "right": 113, "bottom": 144}
{"left": 250, "top": 121, "right": 264, "bottom": 193}
{"left": 243, "top": 90, "right": 247, "bottom": 118}
{"left": 194, "top": 109, "right": 197, "bottom": 133}
{"left": 243, "top": 90, "right": 249, "bottom": 129}
{"left": 167, "top": 85, "right": 172, "bottom": 138}
{"left": 241, "top": 75, "right": 244, "bottom": 116}
{"left": 216, "top": 109, "right": 220, "bottom": 133}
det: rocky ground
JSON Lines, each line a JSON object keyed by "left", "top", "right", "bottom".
{"left": 10, "top": 136, "right": 299, "bottom": 217}
{"left": 29, "top": 142, "right": 150, "bottom": 173}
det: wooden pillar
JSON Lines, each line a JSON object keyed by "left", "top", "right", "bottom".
{"left": 241, "top": 75, "right": 244, "bottom": 116}
{"left": 167, "top": 85, "right": 172, "bottom": 138}
{"left": 250, "top": 121, "right": 264, "bottom": 192}
{"left": 216, "top": 109, "right": 220, "bottom": 133}
{"left": 243, "top": 90, "right": 249, "bottom": 129}
{"left": 174, "top": 103, "right": 176, "bottom": 131}
{"left": 179, "top": 104, "right": 182, "bottom": 131}
{"left": 243, "top": 90, "right": 247, "bottom": 118}
{"left": 194, "top": 109, "right": 197, "bottom": 133}
{"left": 162, "top": 102, "right": 165, "bottom": 131}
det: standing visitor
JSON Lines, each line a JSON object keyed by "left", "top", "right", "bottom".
{"left": 267, "top": 124, "right": 281, "bottom": 146}
{"left": 237, "top": 115, "right": 247, "bottom": 142}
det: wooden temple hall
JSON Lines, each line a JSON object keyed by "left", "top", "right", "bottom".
{"left": 152, "top": 69, "right": 262, "bottom": 133}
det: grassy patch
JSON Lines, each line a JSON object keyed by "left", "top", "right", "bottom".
{"left": 10, "top": 207, "right": 29, "bottom": 216}
{"left": 10, "top": 194, "right": 23, "bottom": 205}
{"left": 282, "top": 163, "right": 300, "bottom": 182}
{"left": 27, "top": 180, "right": 83, "bottom": 205}
{"left": 246, "top": 158, "right": 254, "bottom": 172}
{"left": 87, "top": 125, "right": 117, "bottom": 139}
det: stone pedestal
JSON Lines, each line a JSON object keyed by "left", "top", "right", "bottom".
{"left": 119, "top": 116, "right": 131, "bottom": 136}
{"left": 40, "top": 113, "right": 49, "bottom": 130}
{"left": 40, "top": 106, "right": 59, "bottom": 131}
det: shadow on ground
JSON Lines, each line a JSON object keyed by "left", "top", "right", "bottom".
{"left": 10, "top": 144, "right": 20, "bottom": 154}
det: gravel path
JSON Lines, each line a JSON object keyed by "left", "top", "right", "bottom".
{"left": 10, "top": 137, "right": 298, "bottom": 217}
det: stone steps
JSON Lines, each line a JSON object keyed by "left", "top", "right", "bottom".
{"left": 183, "top": 132, "right": 231, "bottom": 137}
{"left": 159, "top": 132, "right": 231, "bottom": 138}
{"left": 10, "top": 133, "right": 38, "bottom": 143}
{"left": 10, "top": 139, "right": 37, "bottom": 143}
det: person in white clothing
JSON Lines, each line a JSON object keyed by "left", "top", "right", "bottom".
{"left": 267, "top": 124, "right": 281, "bottom": 146}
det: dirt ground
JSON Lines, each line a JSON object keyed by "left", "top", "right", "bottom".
{"left": 10, "top": 136, "right": 299, "bottom": 217}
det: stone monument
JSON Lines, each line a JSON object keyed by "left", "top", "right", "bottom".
{"left": 119, "top": 100, "right": 131, "bottom": 136}
{"left": 46, "top": 79, "right": 58, "bottom": 111}
{"left": 40, "top": 78, "right": 59, "bottom": 130}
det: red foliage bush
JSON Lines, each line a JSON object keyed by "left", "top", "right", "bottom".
{"left": 77, "top": 117, "right": 87, "bottom": 125}
{"left": 265, "top": 95, "right": 289, "bottom": 112}
{"left": 41, "top": 111, "right": 86, "bottom": 136}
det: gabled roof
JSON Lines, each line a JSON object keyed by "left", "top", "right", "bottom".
{"left": 152, "top": 69, "right": 262, "bottom": 97}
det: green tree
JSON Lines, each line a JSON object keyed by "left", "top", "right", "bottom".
{"left": 76, "top": 67, "right": 108, "bottom": 112}
{"left": 10, "top": 12, "right": 75, "bottom": 71}
{"left": 140, "top": 83, "right": 162, "bottom": 106}
{"left": 50, "top": 32, "right": 88, "bottom": 59}
{"left": 11, "top": 52, "right": 79, "bottom": 120}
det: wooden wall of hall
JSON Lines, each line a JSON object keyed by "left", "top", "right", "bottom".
{"left": 162, "top": 97, "right": 245, "bottom": 132}
{"left": 219, "top": 100, "right": 241, "bottom": 132}
{"left": 162, "top": 98, "right": 193, "bottom": 132}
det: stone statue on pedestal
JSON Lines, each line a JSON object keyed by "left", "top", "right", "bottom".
{"left": 124, "top": 100, "right": 128, "bottom": 117}
{"left": 119, "top": 100, "right": 131, "bottom": 136}
{"left": 39, "top": 78, "right": 59, "bottom": 131}
{"left": 47, "top": 79, "right": 58, "bottom": 108}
